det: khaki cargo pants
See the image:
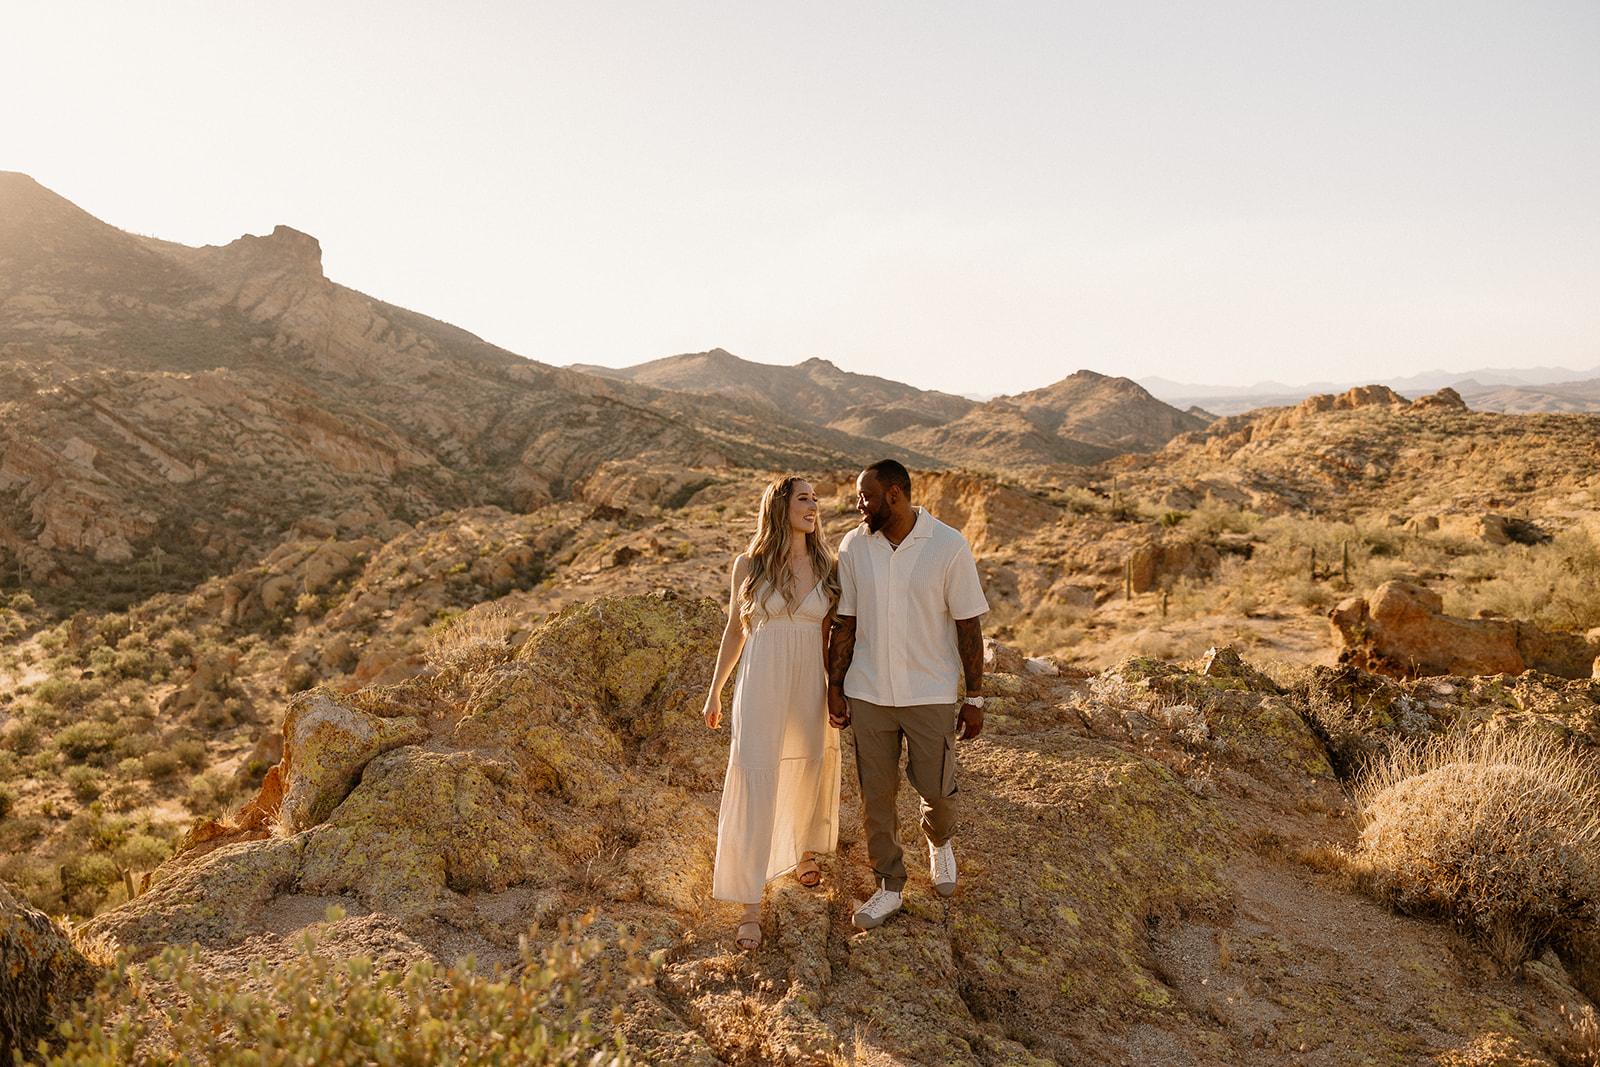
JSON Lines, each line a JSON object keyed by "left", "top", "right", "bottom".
{"left": 848, "top": 697, "right": 960, "bottom": 893}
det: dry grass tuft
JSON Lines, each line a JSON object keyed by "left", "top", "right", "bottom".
{"left": 423, "top": 603, "right": 516, "bottom": 676}
{"left": 1558, "top": 1003, "right": 1600, "bottom": 1067}
{"left": 1353, "top": 730, "right": 1600, "bottom": 968}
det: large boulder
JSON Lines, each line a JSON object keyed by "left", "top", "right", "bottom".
{"left": 276, "top": 689, "right": 431, "bottom": 831}
{"left": 1330, "top": 580, "right": 1600, "bottom": 680}
{"left": 1330, "top": 581, "right": 1522, "bottom": 678}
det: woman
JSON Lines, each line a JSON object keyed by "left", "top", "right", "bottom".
{"left": 703, "top": 475, "right": 842, "bottom": 951}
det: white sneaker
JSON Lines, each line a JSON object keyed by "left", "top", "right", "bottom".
{"left": 929, "top": 839, "right": 958, "bottom": 897}
{"left": 852, "top": 886, "right": 903, "bottom": 930}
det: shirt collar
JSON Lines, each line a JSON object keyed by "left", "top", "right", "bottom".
{"left": 870, "top": 506, "right": 930, "bottom": 545}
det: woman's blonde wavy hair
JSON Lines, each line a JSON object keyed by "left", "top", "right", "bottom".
{"left": 738, "top": 475, "right": 840, "bottom": 631}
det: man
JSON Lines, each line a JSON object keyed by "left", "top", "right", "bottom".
{"left": 827, "top": 459, "right": 988, "bottom": 930}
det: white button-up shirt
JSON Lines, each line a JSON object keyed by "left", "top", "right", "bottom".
{"left": 838, "top": 507, "right": 989, "bottom": 707}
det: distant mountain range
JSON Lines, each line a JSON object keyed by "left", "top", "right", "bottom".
{"left": 575, "top": 354, "right": 1206, "bottom": 468}
{"left": 1141, "top": 367, "right": 1600, "bottom": 416}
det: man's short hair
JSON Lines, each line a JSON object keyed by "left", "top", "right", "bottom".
{"left": 864, "top": 458, "right": 912, "bottom": 500}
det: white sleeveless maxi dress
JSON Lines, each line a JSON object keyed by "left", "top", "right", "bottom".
{"left": 711, "top": 581, "right": 841, "bottom": 903}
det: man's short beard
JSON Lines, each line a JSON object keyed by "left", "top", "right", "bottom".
{"left": 862, "top": 504, "right": 890, "bottom": 532}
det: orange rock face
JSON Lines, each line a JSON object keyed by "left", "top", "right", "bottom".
{"left": 1330, "top": 579, "right": 1600, "bottom": 679}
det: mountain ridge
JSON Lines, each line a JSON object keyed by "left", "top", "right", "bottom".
{"left": 572, "top": 351, "right": 1206, "bottom": 470}
{"left": 0, "top": 175, "right": 937, "bottom": 598}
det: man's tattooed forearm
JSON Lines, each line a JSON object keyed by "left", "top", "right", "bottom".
{"left": 827, "top": 615, "right": 857, "bottom": 687}
{"left": 955, "top": 615, "right": 984, "bottom": 691}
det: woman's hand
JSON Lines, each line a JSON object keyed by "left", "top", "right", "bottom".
{"left": 703, "top": 691, "right": 723, "bottom": 729}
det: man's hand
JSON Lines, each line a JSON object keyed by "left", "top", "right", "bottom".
{"left": 827, "top": 685, "right": 851, "bottom": 729}
{"left": 956, "top": 700, "right": 984, "bottom": 741}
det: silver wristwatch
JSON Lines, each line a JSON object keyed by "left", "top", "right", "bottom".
{"left": 964, "top": 695, "right": 984, "bottom": 708}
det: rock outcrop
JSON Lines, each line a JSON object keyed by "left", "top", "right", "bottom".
{"left": 1, "top": 882, "right": 89, "bottom": 1064}
{"left": 85, "top": 592, "right": 728, "bottom": 945}
{"left": 1330, "top": 579, "right": 1600, "bottom": 679}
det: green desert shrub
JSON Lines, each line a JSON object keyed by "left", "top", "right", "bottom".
{"left": 64, "top": 765, "right": 104, "bottom": 802}
{"left": 172, "top": 738, "right": 208, "bottom": 771}
{"left": 1185, "top": 501, "right": 1261, "bottom": 536}
{"left": 183, "top": 771, "right": 232, "bottom": 813}
{"left": 1354, "top": 730, "right": 1600, "bottom": 970}
{"left": 0, "top": 852, "right": 55, "bottom": 911}
{"left": 110, "top": 730, "right": 155, "bottom": 762}
{"left": 0, "top": 719, "right": 41, "bottom": 755}
{"left": 161, "top": 629, "right": 194, "bottom": 660}
{"left": 113, "top": 833, "right": 170, "bottom": 872}
{"left": 0, "top": 781, "right": 16, "bottom": 818}
{"left": 139, "top": 749, "right": 181, "bottom": 781}
{"left": 59, "top": 852, "right": 122, "bottom": 913}
{"left": 53, "top": 721, "right": 117, "bottom": 761}
{"left": 44, "top": 912, "right": 653, "bottom": 1067}
{"left": 1444, "top": 529, "right": 1600, "bottom": 632}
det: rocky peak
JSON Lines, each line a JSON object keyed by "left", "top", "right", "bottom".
{"left": 234, "top": 225, "right": 324, "bottom": 273}
{"left": 1408, "top": 385, "right": 1469, "bottom": 412}
{"left": 1291, "top": 384, "right": 1408, "bottom": 417}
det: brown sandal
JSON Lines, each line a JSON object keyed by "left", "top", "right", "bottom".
{"left": 736, "top": 921, "right": 762, "bottom": 952}
{"left": 794, "top": 857, "right": 821, "bottom": 887}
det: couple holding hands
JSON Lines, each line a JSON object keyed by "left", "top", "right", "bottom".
{"left": 701, "top": 460, "right": 989, "bottom": 950}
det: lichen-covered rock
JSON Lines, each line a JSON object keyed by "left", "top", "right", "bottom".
{"left": 1197, "top": 644, "right": 1280, "bottom": 692}
{"left": 296, "top": 747, "right": 568, "bottom": 917}
{"left": 81, "top": 834, "right": 308, "bottom": 949}
{"left": 93, "top": 592, "right": 725, "bottom": 941}
{"left": 477, "top": 590, "right": 728, "bottom": 791}
{"left": 754, "top": 726, "right": 1236, "bottom": 1064}
{"left": 278, "top": 688, "right": 430, "bottom": 831}
{"left": 1, "top": 882, "right": 89, "bottom": 1064}
{"left": 1206, "top": 694, "right": 1337, "bottom": 782}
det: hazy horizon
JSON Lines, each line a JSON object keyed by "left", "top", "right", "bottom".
{"left": 7, "top": 3, "right": 1596, "bottom": 397}
{"left": 568, "top": 345, "right": 1600, "bottom": 398}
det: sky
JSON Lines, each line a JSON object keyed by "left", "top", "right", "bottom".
{"left": 6, "top": 1, "right": 1598, "bottom": 396}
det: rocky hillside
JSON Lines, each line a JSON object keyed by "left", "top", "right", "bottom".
{"left": 1000, "top": 369, "right": 1212, "bottom": 452}
{"left": 1120, "top": 384, "right": 1600, "bottom": 521}
{"left": 0, "top": 174, "right": 930, "bottom": 609}
{"left": 36, "top": 598, "right": 1600, "bottom": 1066}
{"left": 871, "top": 370, "right": 1209, "bottom": 470}
{"left": 2, "top": 456, "right": 1598, "bottom": 1062}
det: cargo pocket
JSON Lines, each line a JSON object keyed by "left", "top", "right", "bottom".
{"left": 940, "top": 731, "right": 959, "bottom": 797}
